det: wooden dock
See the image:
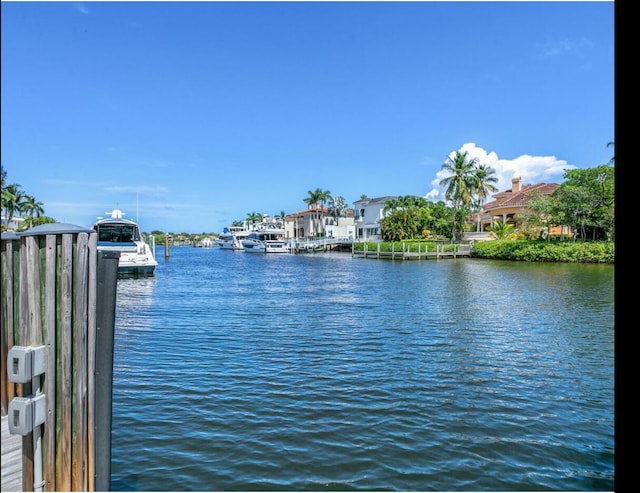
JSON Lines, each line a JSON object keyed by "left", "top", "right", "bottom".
{"left": 352, "top": 243, "right": 472, "bottom": 260}
{"left": 1, "top": 414, "right": 22, "bottom": 492}
{"left": 289, "top": 237, "right": 354, "bottom": 253}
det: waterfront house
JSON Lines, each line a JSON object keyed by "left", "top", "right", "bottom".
{"left": 467, "top": 176, "right": 571, "bottom": 240}
{"left": 285, "top": 207, "right": 355, "bottom": 240}
{"left": 0, "top": 215, "right": 25, "bottom": 232}
{"left": 353, "top": 196, "right": 397, "bottom": 241}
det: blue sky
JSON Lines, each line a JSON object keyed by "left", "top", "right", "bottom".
{"left": 1, "top": 1, "right": 614, "bottom": 234}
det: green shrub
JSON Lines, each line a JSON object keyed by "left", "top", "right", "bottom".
{"left": 471, "top": 239, "right": 614, "bottom": 263}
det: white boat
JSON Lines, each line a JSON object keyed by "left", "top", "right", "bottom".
{"left": 216, "top": 225, "right": 251, "bottom": 250}
{"left": 197, "top": 237, "right": 215, "bottom": 248}
{"left": 93, "top": 209, "right": 158, "bottom": 277}
{"left": 241, "top": 221, "right": 290, "bottom": 253}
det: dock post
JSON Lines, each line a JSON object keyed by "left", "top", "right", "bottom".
{"left": 164, "top": 234, "right": 170, "bottom": 258}
{"left": 94, "top": 251, "right": 120, "bottom": 492}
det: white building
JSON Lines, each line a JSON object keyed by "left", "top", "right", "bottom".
{"left": 353, "top": 196, "right": 397, "bottom": 241}
{"left": 1, "top": 215, "right": 25, "bottom": 232}
{"left": 284, "top": 207, "right": 355, "bottom": 240}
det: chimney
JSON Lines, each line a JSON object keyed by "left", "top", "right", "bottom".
{"left": 512, "top": 176, "right": 522, "bottom": 193}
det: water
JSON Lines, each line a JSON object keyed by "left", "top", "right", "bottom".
{"left": 110, "top": 247, "right": 615, "bottom": 491}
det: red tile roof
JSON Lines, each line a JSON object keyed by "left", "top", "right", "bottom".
{"left": 286, "top": 207, "right": 354, "bottom": 217}
{"left": 482, "top": 182, "right": 558, "bottom": 211}
{"left": 287, "top": 207, "right": 328, "bottom": 217}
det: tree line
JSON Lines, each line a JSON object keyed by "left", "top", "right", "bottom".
{"left": 2, "top": 142, "right": 614, "bottom": 242}
{"left": 1, "top": 165, "right": 55, "bottom": 231}
{"left": 379, "top": 146, "right": 614, "bottom": 243}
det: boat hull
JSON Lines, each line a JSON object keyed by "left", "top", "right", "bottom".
{"left": 242, "top": 239, "right": 290, "bottom": 253}
{"left": 218, "top": 227, "right": 251, "bottom": 250}
{"left": 97, "top": 243, "right": 158, "bottom": 277}
{"left": 217, "top": 237, "right": 246, "bottom": 250}
{"left": 241, "top": 226, "right": 290, "bottom": 253}
{"left": 265, "top": 242, "right": 290, "bottom": 253}
{"left": 116, "top": 264, "right": 157, "bottom": 278}
{"left": 241, "top": 240, "right": 266, "bottom": 253}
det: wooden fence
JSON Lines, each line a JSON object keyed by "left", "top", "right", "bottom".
{"left": 1, "top": 224, "right": 119, "bottom": 491}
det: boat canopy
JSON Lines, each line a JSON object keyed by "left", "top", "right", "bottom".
{"left": 94, "top": 221, "right": 140, "bottom": 243}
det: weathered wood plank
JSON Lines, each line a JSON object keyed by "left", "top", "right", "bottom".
{"left": 57, "top": 233, "right": 73, "bottom": 492}
{"left": 20, "top": 236, "right": 34, "bottom": 491}
{"left": 1, "top": 239, "right": 17, "bottom": 415}
{"left": 72, "top": 232, "right": 89, "bottom": 491}
{"left": 27, "top": 235, "right": 46, "bottom": 492}
{"left": 86, "top": 234, "right": 97, "bottom": 492}
{"left": 44, "top": 234, "right": 57, "bottom": 492}
{"left": 2, "top": 413, "right": 23, "bottom": 492}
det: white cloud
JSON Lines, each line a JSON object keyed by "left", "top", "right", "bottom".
{"left": 74, "top": 3, "right": 89, "bottom": 15}
{"left": 425, "top": 142, "right": 576, "bottom": 202}
{"left": 534, "top": 36, "right": 594, "bottom": 61}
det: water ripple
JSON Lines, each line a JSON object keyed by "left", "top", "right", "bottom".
{"left": 110, "top": 250, "right": 614, "bottom": 491}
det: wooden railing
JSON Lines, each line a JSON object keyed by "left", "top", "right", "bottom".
{"left": 352, "top": 241, "right": 473, "bottom": 260}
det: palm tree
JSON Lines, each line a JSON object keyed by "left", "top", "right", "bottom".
{"left": 303, "top": 188, "right": 331, "bottom": 236}
{"left": 2, "top": 183, "right": 25, "bottom": 229}
{"left": 383, "top": 195, "right": 428, "bottom": 214}
{"left": 303, "top": 188, "right": 331, "bottom": 210}
{"left": 20, "top": 194, "right": 45, "bottom": 228}
{"left": 303, "top": 189, "right": 321, "bottom": 209}
{"left": 439, "top": 151, "right": 478, "bottom": 206}
{"left": 383, "top": 197, "right": 399, "bottom": 213}
{"left": 488, "top": 220, "right": 517, "bottom": 239}
{"left": 318, "top": 189, "right": 331, "bottom": 209}
{"left": 327, "top": 196, "right": 348, "bottom": 224}
{"left": 439, "top": 151, "right": 478, "bottom": 239}
{"left": 1, "top": 182, "right": 15, "bottom": 214}
{"left": 473, "top": 164, "right": 498, "bottom": 231}
{"left": 246, "top": 212, "right": 263, "bottom": 226}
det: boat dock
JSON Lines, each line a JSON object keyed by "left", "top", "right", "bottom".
{"left": 352, "top": 242, "right": 472, "bottom": 260}
{"left": 289, "top": 237, "right": 355, "bottom": 252}
{"left": 287, "top": 239, "right": 473, "bottom": 259}
{"left": 1, "top": 414, "right": 22, "bottom": 492}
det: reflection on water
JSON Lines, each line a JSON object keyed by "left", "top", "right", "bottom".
{"left": 117, "top": 276, "right": 156, "bottom": 305}
{"left": 115, "top": 277, "right": 156, "bottom": 323}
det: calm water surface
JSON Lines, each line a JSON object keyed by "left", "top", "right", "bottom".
{"left": 110, "top": 247, "right": 614, "bottom": 491}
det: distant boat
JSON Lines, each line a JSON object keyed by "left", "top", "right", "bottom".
{"left": 241, "top": 221, "right": 290, "bottom": 253}
{"left": 216, "top": 225, "right": 251, "bottom": 250}
{"left": 93, "top": 209, "right": 158, "bottom": 277}
{"left": 197, "top": 237, "right": 215, "bottom": 248}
